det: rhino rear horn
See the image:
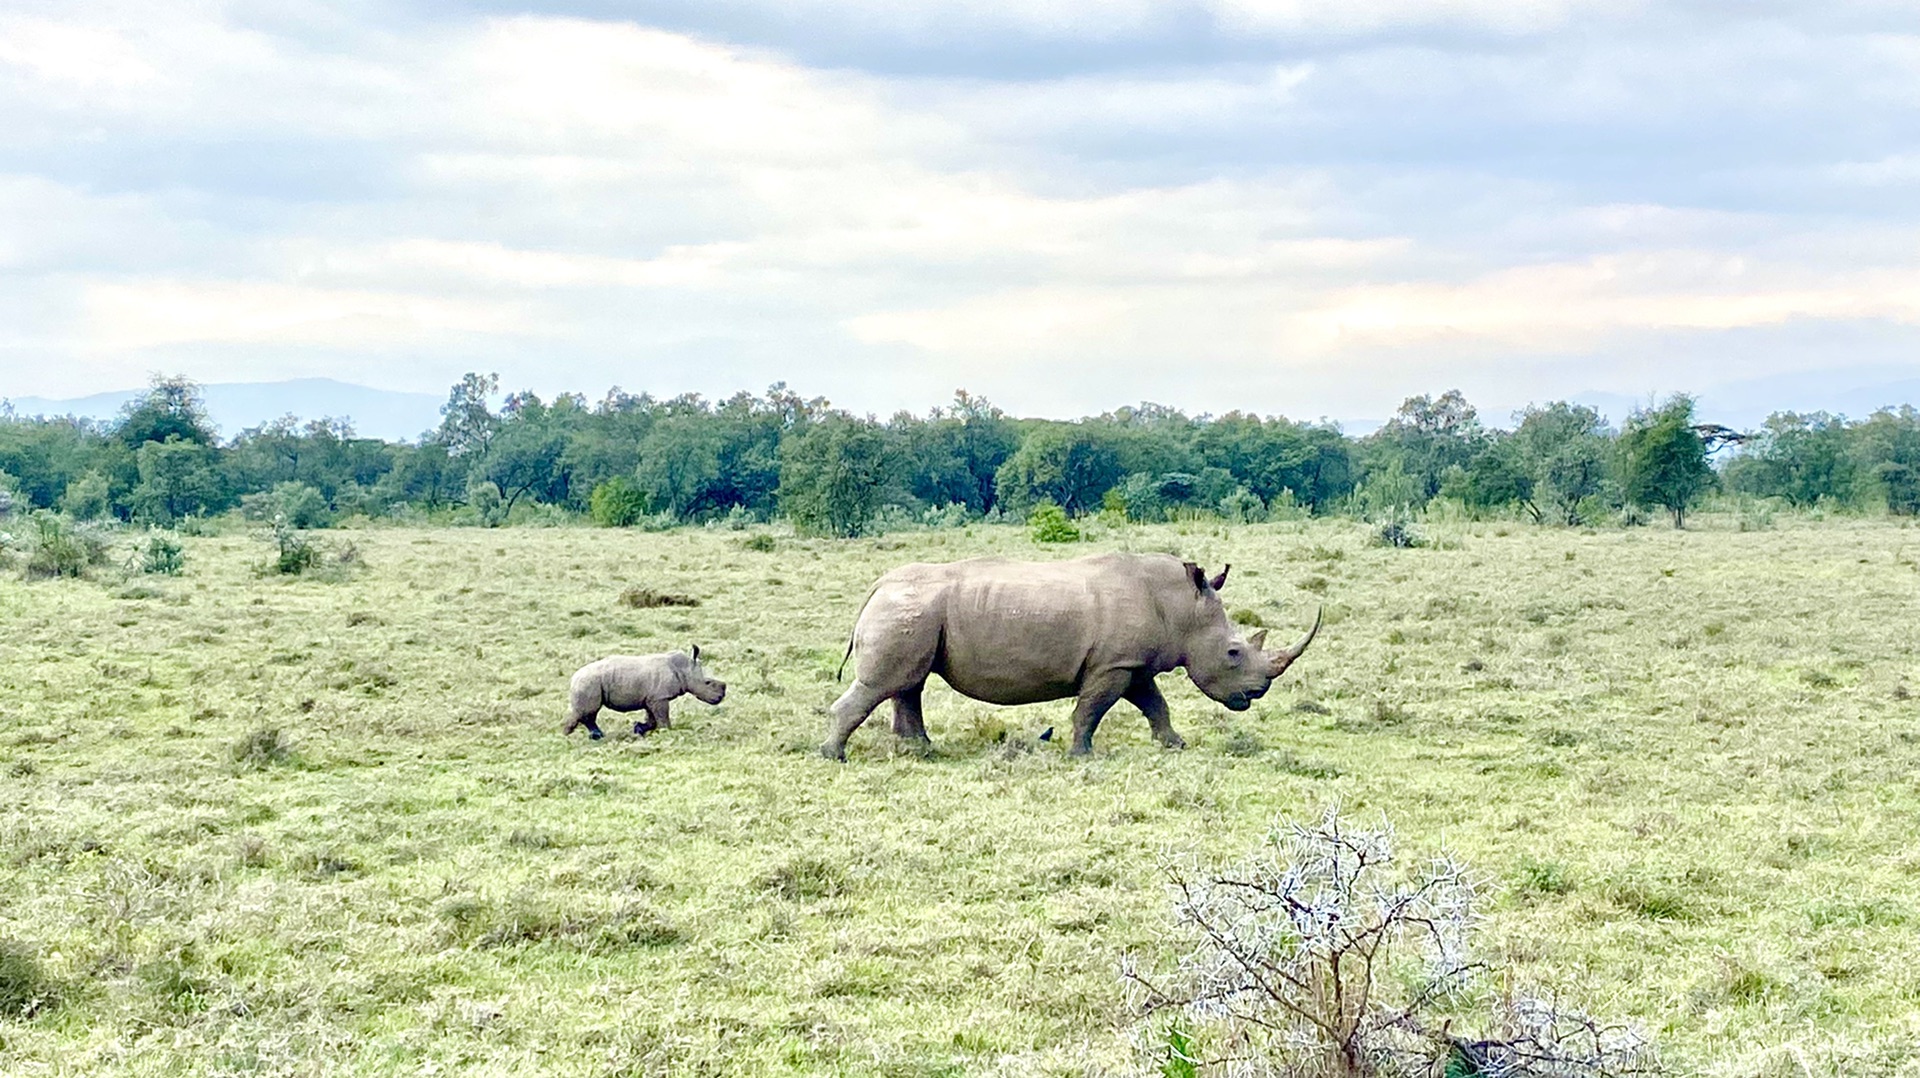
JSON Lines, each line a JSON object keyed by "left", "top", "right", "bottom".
{"left": 1208, "top": 564, "right": 1230, "bottom": 591}
{"left": 1268, "top": 607, "right": 1323, "bottom": 675}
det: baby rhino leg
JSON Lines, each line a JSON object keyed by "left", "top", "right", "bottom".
{"left": 633, "top": 700, "right": 668, "bottom": 737}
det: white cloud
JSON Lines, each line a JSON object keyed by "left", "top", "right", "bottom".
{"left": 2, "top": 1, "right": 1919, "bottom": 420}
{"left": 1210, "top": 0, "right": 1625, "bottom": 36}
{"left": 82, "top": 279, "right": 528, "bottom": 351}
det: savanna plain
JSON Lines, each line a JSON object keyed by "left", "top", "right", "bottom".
{"left": 3, "top": 515, "right": 1919, "bottom": 1077}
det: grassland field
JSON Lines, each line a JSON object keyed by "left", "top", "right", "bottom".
{"left": 3, "top": 514, "right": 1920, "bottom": 1076}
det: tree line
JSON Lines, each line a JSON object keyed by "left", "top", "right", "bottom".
{"left": 2, "top": 375, "right": 1917, "bottom": 535}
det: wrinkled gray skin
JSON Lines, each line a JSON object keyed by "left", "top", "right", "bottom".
{"left": 823, "top": 553, "right": 1319, "bottom": 760}
{"left": 565, "top": 646, "right": 727, "bottom": 740}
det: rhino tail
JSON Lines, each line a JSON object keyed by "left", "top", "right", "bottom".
{"left": 836, "top": 581, "right": 885, "bottom": 681}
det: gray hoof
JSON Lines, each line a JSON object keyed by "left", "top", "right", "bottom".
{"left": 588, "top": 729, "right": 604, "bottom": 741}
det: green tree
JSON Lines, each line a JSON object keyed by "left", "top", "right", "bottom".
{"left": 129, "top": 437, "right": 226, "bottom": 524}
{"left": 994, "top": 424, "right": 1122, "bottom": 515}
{"left": 1458, "top": 437, "right": 1535, "bottom": 516}
{"left": 1354, "top": 458, "right": 1420, "bottom": 518}
{"left": 431, "top": 372, "right": 500, "bottom": 457}
{"left": 481, "top": 402, "right": 572, "bottom": 513}
{"left": 778, "top": 414, "right": 891, "bottom": 537}
{"left": 1856, "top": 406, "right": 1920, "bottom": 515}
{"left": 116, "top": 374, "right": 217, "bottom": 449}
{"left": 59, "top": 471, "right": 111, "bottom": 520}
{"left": 1620, "top": 396, "right": 1714, "bottom": 528}
{"left": 1513, "top": 402, "right": 1612, "bottom": 525}
{"left": 1365, "top": 390, "right": 1484, "bottom": 504}
{"left": 1733, "top": 411, "right": 1859, "bottom": 507}
{"left": 891, "top": 391, "right": 1019, "bottom": 512}
{"left": 1193, "top": 413, "right": 1353, "bottom": 514}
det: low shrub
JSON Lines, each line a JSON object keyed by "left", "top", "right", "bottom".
{"left": 589, "top": 477, "right": 650, "bottom": 527}
{"left": 1028, "top": 501, "right": 1081, "bottom": 543}
{"left": 23, "top": 512, "right": 109, "bottom": 579}
{"left": 140, "top": 535, "right": 185, "bottom": 575}
{"left": 1374, "top": 518, "right": 1424, "bottom": 549}
{"left": 1124, "top": 807, "right": 1657, "bottom": 1078}
{"left": 271, "top": 519, "right": 320, "bottom": 575}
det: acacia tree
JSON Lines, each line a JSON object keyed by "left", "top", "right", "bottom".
{"left": 1620, "top": 396, "right": 1713, "bottom": 528}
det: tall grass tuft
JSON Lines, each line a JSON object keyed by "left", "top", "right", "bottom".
{"left": 0, "top": 939, "right": 58, "bottom": 1017}
{"left": 230, "top": 726, "right": 299, "bottom": 770}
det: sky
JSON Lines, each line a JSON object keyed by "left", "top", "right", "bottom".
{"left": 3, "top": 0, "right": 1919, "bottom": 424}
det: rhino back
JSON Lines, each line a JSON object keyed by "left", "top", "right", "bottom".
{"left": 927, "top": 554, "right": 1188, "bottom": 703}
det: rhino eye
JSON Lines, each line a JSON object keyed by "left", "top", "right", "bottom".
{"left": 1227, "top": 647, "right": 1242, "bottom": 660}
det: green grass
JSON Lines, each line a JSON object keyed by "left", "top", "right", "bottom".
{"left": 3, "top": 515, "right": 1920, "bottom": 1074}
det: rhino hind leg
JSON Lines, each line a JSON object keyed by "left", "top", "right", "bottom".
{"left": 1067, "top": 670, "right": 1132, "bottom": 756}
{"left": 1124, "top": 674, "right": 1185, "bottom": 750}
{"left": 822, "top": 680, "right": 892, "bottom": 761}
{"left": 564, "top": 707, "right": 604, "bottom": 740}
{"left": 890, "top": 684, "right": 933, "bottom": 753}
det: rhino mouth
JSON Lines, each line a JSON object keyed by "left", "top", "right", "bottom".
{"left": 1224, "top": 695, "right": 1253, "bottom": 712}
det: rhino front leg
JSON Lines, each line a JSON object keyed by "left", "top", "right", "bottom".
{"left": 651, "top": 699, "right": 672, "bottom": 731}
{"left": 889, "top": 684, "right": 931, "bottom": 748}
{"left": 823, "top": 680, "right": 890, "bottom": 761}
{"left": 1068, "top": 670, "right": 1132, "bottom": 756}
{"left": 1125, "top": 674, "right": 1185, "bottom": 750}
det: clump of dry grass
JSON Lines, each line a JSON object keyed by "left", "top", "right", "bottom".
{"left": 229, "top": 725, "right": 298, "bottom": 770}
{"left": 617, "top": 586, "right": 700, "bottom": 608}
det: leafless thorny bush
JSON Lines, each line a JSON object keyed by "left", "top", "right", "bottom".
{"left": 1122, "top": 807, "right": 1657, "bottom": 1078}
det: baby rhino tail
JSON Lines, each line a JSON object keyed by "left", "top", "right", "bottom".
{"left": 562, "top": 673, "right": 604, "bottom": 735}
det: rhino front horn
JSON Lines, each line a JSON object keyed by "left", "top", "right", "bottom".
{"left": 1268, "top": 607, "right": 1323, "bottom": 674}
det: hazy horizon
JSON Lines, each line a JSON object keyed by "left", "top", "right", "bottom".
{"left": 7, "top": 368, "right": 1920, "bottom": 445}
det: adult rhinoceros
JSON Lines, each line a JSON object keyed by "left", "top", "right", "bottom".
{"left": 822, "top": 553, "right": 1319, "bottom": 760}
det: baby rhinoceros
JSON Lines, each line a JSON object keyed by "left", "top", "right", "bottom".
{"left": 564, "top": 646, "right": 727, "bottom": 740}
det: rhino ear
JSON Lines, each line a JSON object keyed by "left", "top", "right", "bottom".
{"left": 1185, "top": 562, "right": 1207, "bottom": 593}
{"left": 690, "top": 644, "right": 701, "bottom": 662}
{"left": 1208, "top": 564, "right": 1230, "bottom": 591}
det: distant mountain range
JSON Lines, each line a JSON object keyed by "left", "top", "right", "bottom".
{"left": 4, "top": 368, "right": 1917, "bottom": 443}
{"left": 3, "top": 378, "right": 446, "bottom": 442}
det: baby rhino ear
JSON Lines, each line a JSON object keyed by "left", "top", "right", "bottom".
{"left": 690, "top": 643, "right": 701, "bottom": 662}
